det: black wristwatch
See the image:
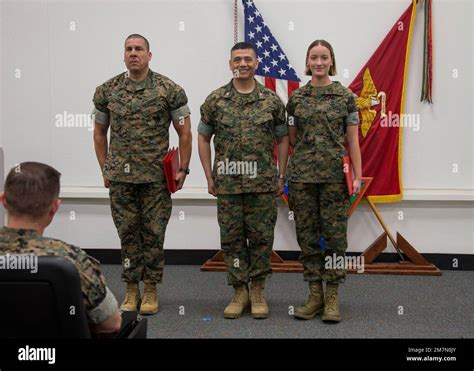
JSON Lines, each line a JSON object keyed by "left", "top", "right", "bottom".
{"left": 179, "top": 168, "right": 190, "bottom": 175}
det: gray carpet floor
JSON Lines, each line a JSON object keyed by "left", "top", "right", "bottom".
{"left": 101, "top": 265, "right": 473, "bottom": 339}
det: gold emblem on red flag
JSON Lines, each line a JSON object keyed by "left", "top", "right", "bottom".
{"left": 355, "top": 68, "right": 387, "bottom": 137}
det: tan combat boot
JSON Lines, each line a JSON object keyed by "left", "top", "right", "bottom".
{"left": 294, "top": 281, "right": 324, "bottom": 320}
{"left": 120, "top": 282, "right": 141, "bottom": 311}
{"left": 140, "top": 282, "right": 159, "bottom": 315}
{"left": 224, "top": 284, "right": 249, "bottom": 319}
{"left": 322, "top": 283, "right": 341, "bottom": 322}
{"left": 249, "top": 280, "right": 269, "bottom": 319}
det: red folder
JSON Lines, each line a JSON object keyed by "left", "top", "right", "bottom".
{"left": 162, "top": 148, "right": 180, "bottom": 193}
{"left": 163, "top": 151, "right": 173, "bottom": 191}
{"left": 342, "top": 155, "right": 353, "bottom": 196}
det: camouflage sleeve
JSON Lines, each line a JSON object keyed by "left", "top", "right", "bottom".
{"left": 167, "top": 82, "right": 191, "bottom": 122}
{"left": 286, "top": 94, "right": 298, "bottom": 129}
{"left": 73, "top": 248, "right": 118, "bottom": 325}
{"left": 197, "top": 95, "right": 215, "bottom": 137}
{"left": 273, "top": 96, "right": 288, "bottom": 137}
{"left": 92, "top": 85, "right": 110, "bottom": 125}
{"left": 345, "top": 93, "right": 360, "bottom": 126}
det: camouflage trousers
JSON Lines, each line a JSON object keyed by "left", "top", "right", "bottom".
{"left": 217, "top": 192, "right": 277, "bottom": 286}
{"left": 109, "top": 181, "right": 171, "bottom": 284}
{"left": 288, "top": 182, "right": 350, "bottom": 284}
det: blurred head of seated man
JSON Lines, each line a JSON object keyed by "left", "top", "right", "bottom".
{"left": 0, "top": 162, "right": 122, "bottom": 335}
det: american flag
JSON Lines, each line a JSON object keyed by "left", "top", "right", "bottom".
{"left": 242, "top": 0, "right": 301, "bottom": 104}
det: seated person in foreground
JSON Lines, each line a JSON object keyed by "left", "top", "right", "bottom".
{"left": 0, "top": 161, "right": 122, "bottom": 335}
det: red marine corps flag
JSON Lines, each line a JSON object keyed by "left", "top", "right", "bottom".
{"left": 349, "top": 1, "right": 418, "bottom": 203}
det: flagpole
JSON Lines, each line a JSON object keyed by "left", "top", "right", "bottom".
{"left": 233, "top": 0, "right": 238, "bottom": 44}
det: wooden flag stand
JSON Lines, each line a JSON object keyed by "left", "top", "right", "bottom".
{"left": 200, "top": 250, "right": 303, "bottom": 273}
{"left": 201, "top": 180, "right": 441, "bottom": 276}
{"left": 354, "top": 197, "right": 442, "bottom": 276}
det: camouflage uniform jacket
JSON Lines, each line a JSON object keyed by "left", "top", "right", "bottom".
{"left": 198, "top": 79, "right": 288, "bottom": 195}
{"left": 0, "top": 227, "right": 118, "bottom": 325}
{"left": 93, "top": 69, "right": 190, "bottom": 183}
{"left": 286, "top": 81, "right": 359, "bottom": 183}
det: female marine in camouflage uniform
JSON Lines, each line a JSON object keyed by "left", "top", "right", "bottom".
{"left": 287, "top": 40, "right": 362, "bottom": 322}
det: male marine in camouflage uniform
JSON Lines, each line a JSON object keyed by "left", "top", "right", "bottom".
{"left": 198, "top": 42, "right": 289, "bottom": 319}
{"left": 0, "top": 162, "right": 121, "bottom": 334}
{"left": 93, "top": 34, "right": 192, "bottom": 315}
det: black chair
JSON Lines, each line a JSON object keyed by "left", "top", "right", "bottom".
{"left": 0, "top": 255, "right": 146, "bottom": 338}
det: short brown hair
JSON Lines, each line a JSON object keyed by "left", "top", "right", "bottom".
{"left": 4, "top": 162, "right": 61, "bottom": 219}
{"left": 305, "top": 39, "right": 337, "bottom": 76}
{"left": 125, "top": 34, "right": 150, "bottom": 51}
{"left": 231, "top": 42, "right": 257, "bottom": 57}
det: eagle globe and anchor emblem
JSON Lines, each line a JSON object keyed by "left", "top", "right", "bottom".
{"left": 354, "top": 68, "right": 387, "bottom": 137}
